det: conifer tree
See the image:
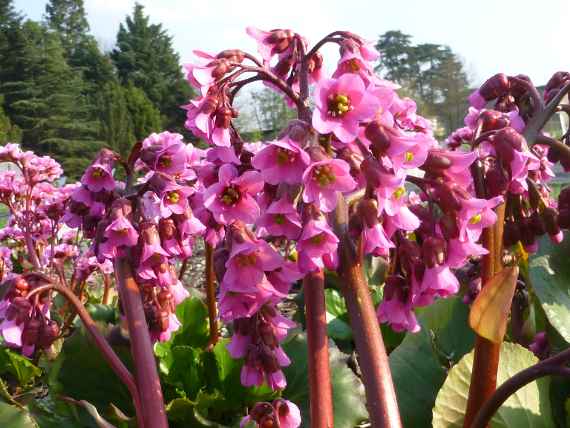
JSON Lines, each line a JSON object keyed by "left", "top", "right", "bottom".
{"left": 111, "top": 3, "right": 191, "bottom": 130}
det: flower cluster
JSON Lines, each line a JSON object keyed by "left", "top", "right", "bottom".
{"left": 72, "top": 132, "right": 206, "bottom": 343}
{"left": 240, "top": 399, "right": 301, "bottom": 428}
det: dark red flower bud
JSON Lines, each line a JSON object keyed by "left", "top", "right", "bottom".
{"left": 530, "top": 212, "right": 546, "bottom": 236}
{"left": 5, "top": 296, "right": 31, "bottom": 323}
{"left": 422, "top": 236, "right": 446, "bottom": 268}
{"left": 479, "top": 110, "right": 509, "bottom": 132}
{"left": 259, "top": 322, "right": 277, "bottom": 348}
{"left": 479, "top": 73, "right": 510, "bottom": 101}
{"left": 216, "top": 49, "right": 245, "bottom": 63}
{"left": 422, "top": 151, "right": 452, "bottom": 175}
{"left": 542, "top": 207, "right": 560, "bottom": 237}
{"left": 485, "top": 166, "right": 509, "bottom": 197}
{"left": 357, "top": 198, "right": 379, "bottom": 228}
{"left": 250, "top": 402, "right": 274, "bottom": 422}
{"left": 364, "top": 121, "right": 392, "bottom": 156}
{"left": 558, "top": 208, "right": 570, "bottom": 229}
{"left": 440, "top": 214, "right": 460, "bottom": 240}
{"left": 159, "top": 218, "right": 177, "bottom": 241}
{"left": 38, "top": 320, "right": 60, "bottom": 348}
{"left": 503, "top": 221, "right": 521, "bottom": 247}
{"left": 434, "top": 184, "right": 462, "bottom": 213}
{"left": 22, "top": 318, "right": 42, "bottom": 346}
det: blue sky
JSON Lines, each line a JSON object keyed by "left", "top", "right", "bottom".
{"left": 14, "top": 0, "right": 570, "bottom": 86}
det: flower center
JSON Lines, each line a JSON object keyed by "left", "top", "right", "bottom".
{"left": 469, "top": 213, "right": 482, "bottom": 224}
{"left": 158, "top": 156, "right": 172, "bottom": 168}
{"left": 312, "top": 165, "right": 336, "bottom": 187}
{"left": 220, "top": 185, "right": 241, "bottom": 206}
{"left": 344, "top": 58, "right": 361, "bottom": 73}
{"left": 166, "top": 191, "right": 180, "bottom": 204}
{"left": 237, "top": 253, "right": 257, "bottom": 267}
{"left": 274, "top": 214, "right": 286, "bottom": 225}
{"left": 91, "top": 168, "right": 104, "bottom": 179}
{"left": 276, "top": 148, "right": 295, "bottom": 165}
{"left": 327, "top": 93, "right": 352, "bottom": 118}
{"left": 310, "top": 233, "right": 324, "bottom": 245}
{"left": 393, "top": 186, "right": 405, "bottom": 200}
{"left": 404, "top": 151, "right": 414, "bottom": 162}
{"left": 117, "top": 227, "right": 130, "bottom": 236}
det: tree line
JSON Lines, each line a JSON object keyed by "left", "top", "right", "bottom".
{"left": 0, "top": 0, "right": 191, "bottom": 178}
{"left": 0, "top": 1, "right": 471, "bottom": 177}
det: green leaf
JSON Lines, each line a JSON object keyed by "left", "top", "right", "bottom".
{"left": 433, "top": 342, "right": 553, "bottom": 427}
{"left": 85, "top": 304, "right": 117, "bottom": 324}
{"left": 324, "top": 289, "right": 352, "bottom": 341}
{"left": 0, "top": 402, "right": 37, "bottom": 428}
{"left": 282, "top": 332, "right": 368, "bottom": 428}
{"left": 389, "top": 297, "right": 475, "bottom": 427}
{"left": 0, "top": 347, "right": 42, "bottom": 385}
{"left": 56, "top": 324, "right": 134, "bottom": 416}
{"left": 168, "top": 346, "right": 203, "bottom": 400}
{"left": 528, "top": 234, "right": 570, "bottom": 343}
{"left": 172, "top": 297, "right": 210, "bottom": 348}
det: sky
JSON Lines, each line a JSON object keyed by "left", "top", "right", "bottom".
{"left": 13, "top": 0, "right": 570, "bottom": 86}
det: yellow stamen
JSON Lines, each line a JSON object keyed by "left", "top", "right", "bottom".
{"left": 312, "top": 165, "right": 336, "bottom": 187}
{"left": 470, "top": 213, "right": 482, "bottom": 224}
{"left": 393, "top": 186, "right": 405, "bottom": 200}
{"left": 327, "top": 93, "right": 352, "bottom": 117}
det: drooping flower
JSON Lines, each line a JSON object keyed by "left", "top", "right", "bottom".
{"left": 252, "top": 139, "right": 310, "bottom": 185}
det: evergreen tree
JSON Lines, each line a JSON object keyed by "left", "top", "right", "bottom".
{"left": 2, "top": 21, "right": 105, "bottom": 178}
{"left": 0, "top": 101, "right": 21, "bottom": 143}
{"left": 375, "top": 30, "right": 470, "bottom": 135}
{"left": 123, "top": 81, "right": 162, "bottom": 143}
{"left": 97, "top": 82, "right": 161, "bottom": 157}
{"left": 111, "top": 3, "right": 191, "bottom": 130}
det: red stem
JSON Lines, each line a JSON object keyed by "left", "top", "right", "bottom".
{"left": 27, "top": 283, "right": 143, "bottom": 427}
{"left": 205, "top": 243, "right": 219, "bottom": 348}
{"left": 464, "top": 160, "right": 506, "bottom": 427}
{"left": 303, "top": 269, "right": 334, "bottom": 428}
{"left": 335, "top": 197, "right": 402, "bottom": 428}
{"left": 114, "top": 257, "right": 168, "bottom": 428}
{"left": 102, "top": 274, "right": 112, "bottom": 305}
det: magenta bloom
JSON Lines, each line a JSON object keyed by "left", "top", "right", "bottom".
{"left": 159, "top": 184, "right": 193, "bottom": 218}
{"left": 377, "top": 276, "right": 419, "bottom": 333}
{"left": 256, "top": 197, "right": 302, "bottom": 239}
{"left": 81, "top": 163, "right": 115, "bottom": 192}
{"left": 457, "top": 196, "right": 503, "bottom": 242}
{"left": 363, "top": 223, "right": 394, "bottom": 256}
{"left": 99, "top": 217, "right": 139, "bottom": 259}
{"left": 312, "top": 74, "right": 379, "bottom": 143}
{"left": 140, "top": 132, "right": 188, "bottom": 176}
{"left": 204, "top": 164, "right": 264, "bottom": 224}
{"left": 224, "top": 240, "right": 284, "bottom": 292}
{"left": 252, "top": 139, "right": 310, "bottom": 185}
{"left": 297, "top": 219, "right": 339, "bottom": 273}
{"left": 415, "top": 265, "right": 460, "bottom": 307}
{"left": 302, "top": 159, "right": 356, "bottom": 212}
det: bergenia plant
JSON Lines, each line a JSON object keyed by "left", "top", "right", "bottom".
{"left": 1, "top": 26, "right": 569, "bottom": 428}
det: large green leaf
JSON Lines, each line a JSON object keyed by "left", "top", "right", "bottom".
{"left": 0, "top": 347, "right": 42, "bottom": 385}
{"left": 0, "top": 402, "right": 37, "bottom": 428}
{"left": 172, "top": 297, "right": 210, "bottom": 348}
{"left": 528, "top": 234, "right": 570, "bottom": 343}
{"left": 432, "top": 342, "right": 553, "bottom": 427}
{"left": 389, "top": 297, "right": 475, "bottom": 427}
{"left": 56, "top": 323, "right": 134, "bottom": 416}
{"left": 282, "top": 332, "right": 368, "bottom": 428}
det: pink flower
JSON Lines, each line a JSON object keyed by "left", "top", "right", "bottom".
{"left": 256, "top": 197, "right": 302, "bottom": 239}
{"left": 139, "top": 132, "right": 189, "bottom": 177}
{"left": 457, "top": 196, "right": 503, "bottom": 242}
{"left": 98, "top": 217, "right": 139, "bottom": 259}
{"left": 275, "top": 400, "right": 302, "bottom": 428}
{"left": 312, "top": 74, "right": 379, "bottom": 143}
{"left": 81, "top": 163, "right": 115, "bottom": 192}
{"left": 224, "top": 241, "right": 284, "bottom": 292}
{"left": 246, "top": 27, "right": 295, "bottom": 62}
{"left": 204, "top": 164, "right": 264, "bottom": 225}
{"left": 363, "top": 223, "right": 394, "bottom": 256}
{"left": 302, "top": 159, "right": 356, "bottom": 212}
{"left": 415, "top": 265, "right": 460, "bottom": 307}
{"left": 377, "top": 276, "right": 419, "bottom": 333}
{"left": 297, "top": 219, "right": 339, "bottom": 272}
{"left": 252, "top": 139, "right": 310, "bottom": 185}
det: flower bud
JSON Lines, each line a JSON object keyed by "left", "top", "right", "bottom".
{"left": 503, "top": 221, "right": 521, "bottom": 247}
{"left": 22, "top": 318, "right": 42, "bottom": 346}
{"left": 479, "top": 110, "right": 509, "bottom": 132}
{"left": 364, "top": 121, "right": 392, "bottom": 155}
{"left": 542, "top": 207, "right": 561, "bottom": 238}
{"left": 216, "top": 49, "right": 245, "bottom": 63}
{"left": 357, "top": 198, "right": 379, "bottom": 228}
{"left": 422, "top": 236, "right": 446, "bottom": 268}
{"left": 479, "top": 73, "right": 510, "bottom": 101}
{"left": 38, "top": 320, "right": 60, "bottom": 348}
{"left": 439, "top": 214, "right": 460, "bottom": 240}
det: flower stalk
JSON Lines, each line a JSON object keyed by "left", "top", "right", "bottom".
{"left": 303, "top": 269, "right": 334, "bottom": 428}
{"left": 205, "top": 242, "right": 219, "bottom": 348}
{"left": 114, "top": 257, "right": 168, "bottom": 428}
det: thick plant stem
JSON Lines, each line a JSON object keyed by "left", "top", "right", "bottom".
{"left": 463, "top": 200, "right": 506, "bottom": 428}
{"left": 205, "top": 243, "right": 219, "bottom": 348}
{"left": 27, "top": 282, "right": 144, "bottom": 428}
{"left": 335, "top": 197, "right": 402, "bottom": 428}
{"left": 303, "top": 269, "right": 334, "bottom": 428}
{"left": 115, "top": 257, "right": 168, "bottom": 428}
